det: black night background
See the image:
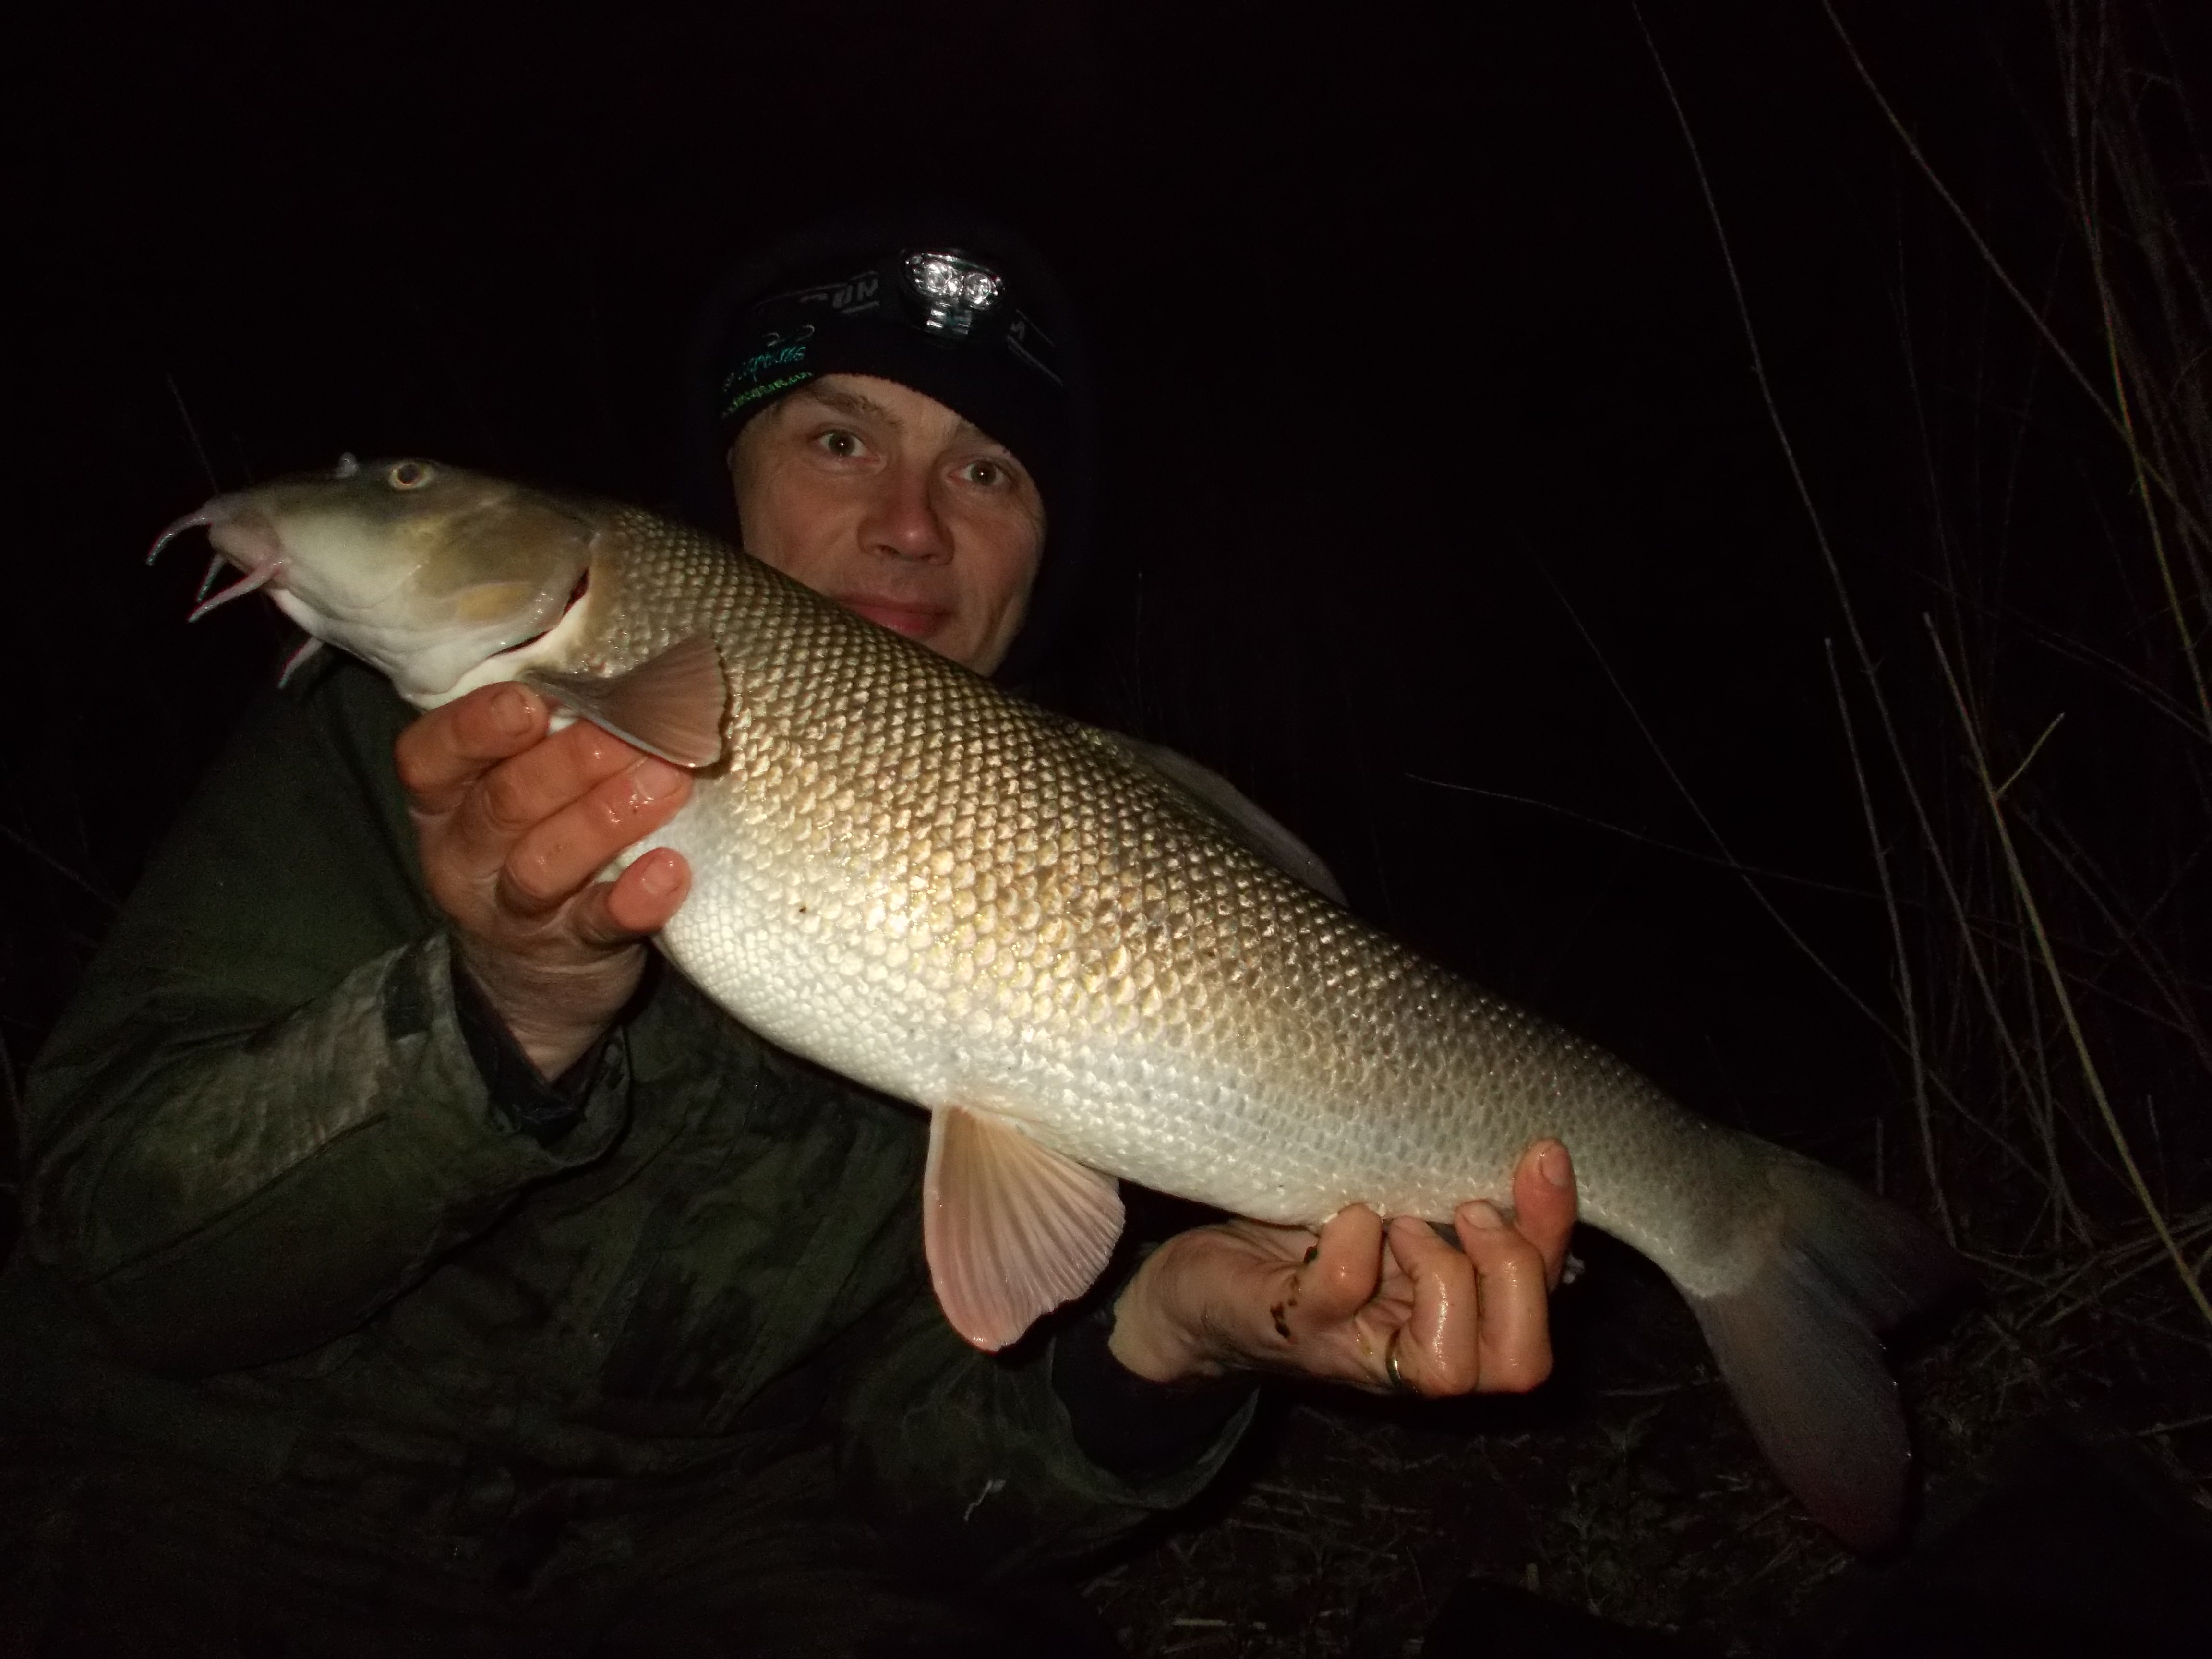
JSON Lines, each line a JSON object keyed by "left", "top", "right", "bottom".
{"left": 5, "top": 1, "right": 2210, "bottom": 1651}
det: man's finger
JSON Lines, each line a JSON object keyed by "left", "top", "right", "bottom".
{"left": 581, "top": 849, "right": 692, "bottom": 944}
{"left": 471, "top": 725, "right": 658, "bottom": 846}
{"left": 1285, "top": 1205, "right": 1385, "bottom": 1333}
{"left": 395, "top": 685, "right": 549, "bottom": 816}
{"left": 1383, "top": 1216, "right": 1481, "bottom": 1395}
{"left": 1509, "top": 1139, "right": 1579, "bottom": 1290}
{"left": 1455, "top": 1200, "right": 1553, "bottom": 1393}
{"left": 496, "top": 757, "right": 692, "bottom": 914}
{"left": 440, "top": 722, "right": 662, "bottom": 881}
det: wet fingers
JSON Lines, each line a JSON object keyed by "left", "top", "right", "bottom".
{"left": 1277, "top": 1206, "right": 1385, "bottom": 1340}
{"left": 495, "top": 754, "right": 691, "bottom": 915}
{"left": 588, "top": 848, "right": 692, "bottom": 942}
{"left": 396, "top": 685, "right": 548, "bottom": 816}
{"left": 1382, "top": 1216, "right": 1483, "bottom": 1395}
{"left": 1455, "top": 1200, "right": 1553, "bottom": 1393}
{"left": 1510, "top": 1139, "right": 1580, "bottom": 1291}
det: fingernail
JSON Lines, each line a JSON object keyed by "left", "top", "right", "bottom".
{"left": 637, "top": 854, "right": 681, "bottom": 896}
{"left": 632, "top": 757, "right": 688, "bottom": 801}
{"left": 1461, "top": 1201, "right": 1504, "bottom": 1230}
{"left": 491, "top": 685, "right": 534, "bottom": 734}
{"left": 1538, "top": 1143, "right": 1571, "bottom": 1189}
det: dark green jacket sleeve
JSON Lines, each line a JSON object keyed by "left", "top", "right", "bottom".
{"left": 824, "top": 1216, "right": 1255, "bottom": 1573}
{"left": 17, "top": 655, "right": 1250, "bottom": 1573}
{"left": 19, "top": 663, "right": 626, "bottom": 1374}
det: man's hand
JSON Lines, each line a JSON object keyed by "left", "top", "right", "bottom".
{"left": 396, "top": 683, "right": 695, "bottom": 1078}
{"left": 1106, "top": 1140, "right": 1577, "bottom": 1397}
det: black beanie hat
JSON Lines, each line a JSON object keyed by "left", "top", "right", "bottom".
{"left": 672, "top": 206, "right": 1097, "bottom": 689}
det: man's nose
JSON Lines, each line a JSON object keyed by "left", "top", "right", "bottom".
{"left": 858, "top": 461, "right": 952, "bottom": 564}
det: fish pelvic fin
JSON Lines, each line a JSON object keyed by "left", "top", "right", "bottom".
{"left": 525, "top": 635, "right": 726, "bottom": 768}
{"left": 1687, "top": 1156, "right": 1970, "bottom": 1551}
{"left": 923, "top": 1106, "right": 1125, "bottom": 1352}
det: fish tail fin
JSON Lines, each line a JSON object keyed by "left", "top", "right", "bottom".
{"left": 1685, "top": 1155, "right": 1968, "bottom": 1551}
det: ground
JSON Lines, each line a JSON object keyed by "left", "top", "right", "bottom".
{"left": 1082, "top": 1227, "right": 2212, "bottom": 1656}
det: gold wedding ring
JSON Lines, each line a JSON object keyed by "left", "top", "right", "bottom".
{"left": 1383, "top": 1329, "right": 1412, "bottom": 1395}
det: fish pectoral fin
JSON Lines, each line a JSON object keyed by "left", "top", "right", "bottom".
{"left": 922, "top": 1106, "right": 1125, "bottom": 1353}
{"left": 524, "top": 635, "right": 726, "bottom": 768}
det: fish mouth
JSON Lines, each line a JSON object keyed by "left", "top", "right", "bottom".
{"left": 204, "top": 507, "right": 286, "bottom": 577}
{"left": 833, "top": 592, "right": 952, "bottom": 640}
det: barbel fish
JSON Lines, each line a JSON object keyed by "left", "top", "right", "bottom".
{"left": 152, "top": 457, "right": 1963, "bottom": 1549}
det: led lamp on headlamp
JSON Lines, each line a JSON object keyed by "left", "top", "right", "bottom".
{"left": 906, "top": 251, "right": 1004, "bottom": 338}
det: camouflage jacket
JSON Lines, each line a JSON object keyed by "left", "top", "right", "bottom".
{"left": 1, "top": 657, "right": 1248, "bottom": 1592}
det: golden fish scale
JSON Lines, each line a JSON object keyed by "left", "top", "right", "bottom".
{"left": 573, "top": 510, "right": 1764, "bottom": 1288}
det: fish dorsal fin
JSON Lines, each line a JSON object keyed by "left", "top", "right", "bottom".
{"left": 525, "top": 635, "right": 726, "bottom": 768}
{"left": 923, "top": 1106, "right": 1125, "bottom": 1351}
{"left": 1097, "top": 733, "right": 1347, "bottom": 906}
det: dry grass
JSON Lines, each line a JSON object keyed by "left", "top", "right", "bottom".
{"left": 1084, "top": 1228, "right": 2211, "bottom": 1657}
{"left": 1090, "top": 4, "right": 2212, "bottom": 1651}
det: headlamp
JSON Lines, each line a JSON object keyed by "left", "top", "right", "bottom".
{"left": 905, "top": 251, "right": 1004, "bottom": 338}
{"left": 713, "top": 243, "right": 1065, "bottom": 508}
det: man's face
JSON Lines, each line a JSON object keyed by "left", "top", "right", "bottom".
{"left": 729, "top": 374, "right": 1047, "bottom": 675}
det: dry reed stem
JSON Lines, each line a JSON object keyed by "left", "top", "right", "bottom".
{"left": 2065, "top": 19, "right": 2212, "bottom": 743}
{"left": 2011, "top": 1204, "right": 2212, "bottom": 1326}
{"left": 1639, "top": 10, "right": 2156, "bottom": 1261}
{"left": 2014, "top": 816, "right": 2212, "bottom": 1063}
{"left": 1821, "top": 0, "right": 2211, "bottom": 550}
{"left": 1830, "top": 0, "right": 2212, "bottom": 1266}
{"left": 1825, "top": 640, "right": 1954, "bottom": 1240}
{"left": 1925, "top": 615, "right": 2212, "bottom": 1331}
{"left": 1632, "top": 5, "right": 2049, "bottom": 1229}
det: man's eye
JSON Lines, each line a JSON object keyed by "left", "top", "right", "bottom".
{"left": 816, "top": 429, "right": 864, "bottom": 458}
{"left": 961, "top": 458, "right": 1006, "bottom": 487}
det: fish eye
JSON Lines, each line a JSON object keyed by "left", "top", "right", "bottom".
{"left": 388, "top": 460, "right": 434, "bottom": 490}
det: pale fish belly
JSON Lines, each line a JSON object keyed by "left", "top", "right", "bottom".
{"left": 637, "top": 789, "right": 1361, "bottom": 1217}
{"left": 638, "top": 765, "right": 1753, "bottom": 1294}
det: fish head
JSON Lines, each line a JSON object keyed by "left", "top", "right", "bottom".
{"left": 169, "top": 456, "right": 597, "bottom": 700}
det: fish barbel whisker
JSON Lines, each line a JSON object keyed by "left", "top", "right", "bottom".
{"left": 187, "top": 559, "right": 282, "bottom": 623}
{"left": 276, "top": 635, "right": 325, "bottom": 687}
{"left": 144, "top": 508, "right": 215, "bottom": 567}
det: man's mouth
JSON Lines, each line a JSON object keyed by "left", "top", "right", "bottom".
{"left": 835, "top": 594, "right": 952, "bottom": 640}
